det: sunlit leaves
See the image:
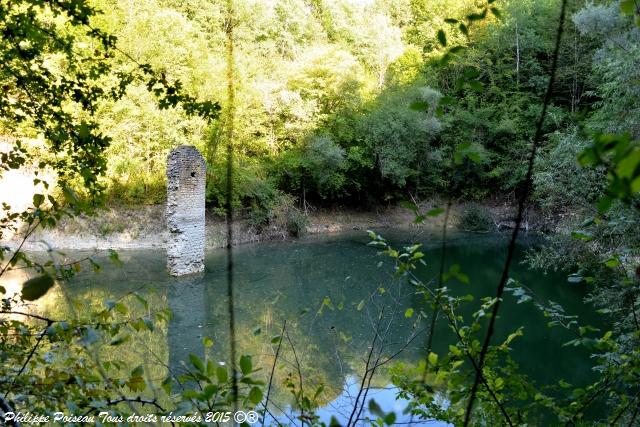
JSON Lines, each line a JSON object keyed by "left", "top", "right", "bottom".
{"left": 427, "top": 352, "right": 438, "bottom": 367}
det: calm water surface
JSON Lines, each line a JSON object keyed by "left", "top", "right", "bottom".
{"left": 5, "top": 230, "right": 599, "bottom": 425}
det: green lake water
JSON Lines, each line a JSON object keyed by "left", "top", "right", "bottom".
{"left": 5, "top": 230, "right": 601, "bottom": 425}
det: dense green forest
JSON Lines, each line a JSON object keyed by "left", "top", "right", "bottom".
{"left": 4, "top": 0, "right": 630, "bottom": 210}
{"left": 1, "top": 0, "right": 637, "bottom": 218}
{"left": 1, "top": 0, "right": 639, "bottom": 425}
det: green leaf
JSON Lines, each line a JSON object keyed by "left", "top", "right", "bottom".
{"left": 33, "top": 194, "right": 44, "bottom": 207}
{"left": 426, "top": 207, "right": 445, "bottom": 217}
{"left": 134, "top": 293, "right": 148, "bottom": 310}
{"left": 439, "top": 52, "right": 452, "bottom": 66}
{"left": 369, "top": 399, "right": 384, "bottom": 417}
{"left": 444, "top": 18, "right": 458, "bottom": 24}
{"left": 131, "top": 365, "right": 144, "bottom": 377}
{"left": 357, "top": 299, "right": 365, "bottom": 311}
{"left": 248, "top": 386, "right": 263, "bottom": 405}
{"left": 216, "top": 366, "right": 228, "bottom": 383}
{"left": 270, "top": 335, "right": 281, "bottom": 344}
{"left": 459, "top": 23, "right": 469, "bottom": 36}
{"left": 571, "top": 230, "right": 593, "bottom": 241}
{"left": 428, "top": 352, "right": 438, "bottom": 366}
{"left": 404, "top": 308, "right": 414, "bottom": 318}
{"left": 597, "top": 196, "right": 613, "bottom": 213}
{"left": 108, "top": 249, "right": 122, "bottom": 267}
{"left": 203, "top": 337, "right": 214, "bottom": 347}
{"left": 505, "top": 328, "right": 523, "bottom": 344}
{"left": 126, "top": 375, "right": 146, "bottom": 392}
{"left": 110, "top": 335, "right": 130, "bottom": 346}
{"left": 620, "top": 0, "right": 635, "bottom": 14}
{"left": 162, "top": 377, "right": 172, "bottom": 395}
{"left": 131, "top": 318, "right": 144, "bottom": 331}
{"left": 631, "top": 176, "right": 640, "bottom": 193}
{"left": 383, "top": 412, "right": 396, "bottom": 426}
{"left": 203, "top": 384, "right": 217, "bottom": 399}
{"left": 114, "top": 302, "right": 128, "bottom": 315}
{"left": 604, "top": 257, "right": 621, "bottom": 268}
{"left": 449, "top": 345, "right": 462, "bottom": 357}
{"left": 314, "top": 384, "right": 325, "bottom": 400}
{"left": 189, "top": 354, "right": 205, "bottom": 373}
{"left": 437, "top": 29, "right": 447, "bottom": 47}
{"left": 240, "top": 355, "right": 252, "bottom": 375}
{"left": 467, "top": 9, "right": 488, "bottom": 21}
{"left": 616, "top": 149, "right": 640, "bottom": 178}
{"left": 399, "top": 201, "right": 419, "bottom": 212}
{"left": 21, "top": 274, "right": 54, "bottom": 301}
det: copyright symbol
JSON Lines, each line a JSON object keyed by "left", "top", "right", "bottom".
{"left": 233, "top": 411, "right": 246, "bottom": 424}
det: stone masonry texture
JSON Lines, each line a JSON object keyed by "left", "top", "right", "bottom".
{"left": 166, "top": 146, "right": 205, "bottom": 276}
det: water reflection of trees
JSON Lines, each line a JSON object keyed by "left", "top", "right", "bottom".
{"left": 4, "top": 234, "right": 598, "bottom": 418}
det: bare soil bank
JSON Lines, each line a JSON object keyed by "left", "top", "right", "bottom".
{"left": 1, "top": 200, "right": 560, "bottom": 251}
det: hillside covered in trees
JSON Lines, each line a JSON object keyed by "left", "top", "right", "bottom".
{"left": 14, "top": 0, "right": 628, "bottom": 218}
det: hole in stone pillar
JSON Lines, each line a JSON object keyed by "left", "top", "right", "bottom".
{"left": 190, "top": 171, "right": 196, "bottom": 177}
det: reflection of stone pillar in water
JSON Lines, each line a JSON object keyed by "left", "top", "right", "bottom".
{"left": 166, "top": 146, "right": 205, "bottom": 276}
{"left": 167, "top": 276, "right": 206, "bottom": 378}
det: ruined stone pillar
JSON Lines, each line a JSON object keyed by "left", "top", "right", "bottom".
{"left": 166, "top": 146, "right": 205, "bottom": 276}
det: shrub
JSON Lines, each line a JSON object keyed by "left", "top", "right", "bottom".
{"left": 459, "top": 203, "right": 493, "bottom": 232}
{"left": 248, "top": 192, "right": 308, "bottom": 238}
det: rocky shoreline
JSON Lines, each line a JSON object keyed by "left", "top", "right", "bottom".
{"left": 1, "top": 200, "right": 558, "bottom": 251}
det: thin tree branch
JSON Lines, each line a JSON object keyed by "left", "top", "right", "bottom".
{"left": 224, "top": 0, "right": 239, "bottom": 418}
{"left": 263, "top": 320, "right": 287, "bottom": 427}
{"left": 347, "top": 308, "right": 385, "bottom": 427}
{"left": 0, "top": 218, "right": 41, "bottom": 277}
{"left": 3, "top": 323, "right": 51, "bottom": 399}
{"left": 285, "top": 328, "right": 305, "bottom": 427}
{"left": 463, "top": 1, "right": 568, "bottom": 424}
{"left": 82, "top": 396, "right": 166, "bottom": 416}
